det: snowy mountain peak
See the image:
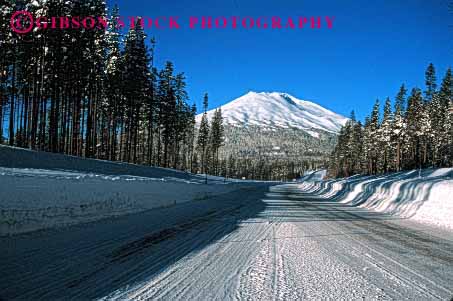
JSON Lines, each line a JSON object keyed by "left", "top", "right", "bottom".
{"left": 197, "top": 92, "right": 348, "bottom": 136}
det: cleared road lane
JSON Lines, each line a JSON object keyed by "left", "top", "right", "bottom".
{"left": 1, "top": 184, "right": 452, "bottom": 300}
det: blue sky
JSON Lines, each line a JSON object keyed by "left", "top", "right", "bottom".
{"left": 111, "top": 0, "right": 451, "bottom": 120}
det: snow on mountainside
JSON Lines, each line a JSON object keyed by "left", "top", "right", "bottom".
{"left": 196, "top": 92, "right": 348, "bottom": 136}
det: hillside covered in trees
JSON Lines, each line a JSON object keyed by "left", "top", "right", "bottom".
{"left": 328, "top": 64, "right": 453, "bottom": 178}
{"left": 217, "top": 125, "right": 337, "bottom": 180}
{"left": 197, "top": 91, "right": 348, "bottom": 181}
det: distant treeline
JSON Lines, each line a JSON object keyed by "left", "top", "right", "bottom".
{"left": 328, "top": 64, "right": 453, "bottom": 178}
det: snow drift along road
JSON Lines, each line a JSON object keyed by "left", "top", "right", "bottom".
{"left": 0, "top": 146, "right": 252, "bottom": 236}
{"left": 0, "top": 167, "right": 244, "bottom": 236}
{"left": 297, "top": 168, "right": 453, "bottom": 230}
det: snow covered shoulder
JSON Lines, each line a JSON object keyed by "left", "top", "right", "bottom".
{"left": 0, "top": 167, "right": 245, "bottom": 236}
{"left": 0, "top": 146, "right": 253, "bottom": 236}
{"left": 296, "top": 168, "right": 453, "bottom": 230}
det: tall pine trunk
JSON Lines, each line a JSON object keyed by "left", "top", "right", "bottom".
{"left": 9, "top": 61, "right": 16, "bottom": 146}
{"left": 0, "top": 89, "right": 3, "bottom": 144}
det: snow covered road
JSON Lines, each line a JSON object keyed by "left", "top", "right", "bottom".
{"left": 1, "top": 184, "right": 453, "bottom": 300}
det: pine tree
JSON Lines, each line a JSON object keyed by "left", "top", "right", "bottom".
{"left": 438, "top": 68, "right": 453, "bottom": 165}
{"left": 173, "top": 72, "right": 189, "bottom": 169}
{"left": 327, "top": 110, "right": 362, "bottom": 178}
{"left": 157, "top": 62, "right": 177, "bottom": 167}
{"left": 209, "top": 108, "right": 225, "bottom": 175}
{"left": 329, "top": 65, "right": 453, "bottom": 179}
{"left": 439, "top": 68, "right": 452, "bottom": 107}
{"left": 105, "top": 4, "right": 123, "bottom": 161}
{"left": 405, "top": 88, "right": 424, "bottom": 169}
{"left": 392, "top": 84, "right": 407, "bottom": 171}
{"left": 197, "top": 93, "right": 210, "bottom": 174}
{"left": 368, "top": 100, "right": 381, "bottom": 174}
{"left": 425, "top": 63, "right": 437, "bottom": 101}
{"left": 0, "top": 2, "right": 227, "bottom": 178}
{"left": 121, "top": 18, "right": 151, "bottom": 163}
{"left": 429, "top": 92, "right": 444, "bottom": 166}
{"left": 352, "top": 120, "right": 363, "bottom": 174}
{"left": 187, "top": 103, "right": 197, "bottom": 172}
{"left": 0, "top": 0, "right": 13, "bottom": 141}
{"left": 377, "top": 97, "right": 393, "bottom": 173}
{"left": 446, "top": 101, "right": 453, "bottom": 165}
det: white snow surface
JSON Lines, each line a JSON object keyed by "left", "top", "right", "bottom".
{"left": 196, "top": 92, "right": 348, "bottom": 135}
{"left": 297, "top": 168, "right": 453, "bottom": 231}
{"left": 0, "top": 167, "right": 240, "bottom": 236}
{"left": 299, "top": 169, "right": 327, "bottom": 181}
{"left": 3, "top": 183, "right": 453, "bottom": 300}
{"left": 1, "top": 146, "right": 453, "bottom": 299}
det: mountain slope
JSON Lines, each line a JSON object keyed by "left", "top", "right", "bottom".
{"left": 195, "top": 91, "right": 347, "bottom": 179}
{"left": 196, "top": 92, "right": 348, "bottom": 137}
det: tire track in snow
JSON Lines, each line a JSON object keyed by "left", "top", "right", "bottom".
{"left": 2, "top": 184, "right": 452, "bottom": 300}
{"left": 235, "top": 222, "right": 278, "bottom": 300}
{"left": 284, "top": 191, "right": 453, "bottom": 300}
{"left": 106, "top": 200, "right": 272, "bottom": 300}
{"left": 0, "top": 186, "right": 270, "bottom": 300}
{"left": 320, "top": 219, "right": 447, "bottom": 299}
{"left": 301, "top": 199, "right": 453, "bottom": 299}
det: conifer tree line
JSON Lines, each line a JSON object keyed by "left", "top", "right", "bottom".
{"left": 0, "top": 0, "right": 225, "bottom": 175}
{"left": 214, "top": 125, "right": 333, "bottom": 181}
{"left": 328, "top": 64, "right": 453, "bottom": 178}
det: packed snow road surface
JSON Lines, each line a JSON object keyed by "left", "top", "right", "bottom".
{"left": 1, "top": 184, "right": 453, "bottom": 300}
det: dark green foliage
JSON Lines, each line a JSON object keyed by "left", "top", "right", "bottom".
{"left": 197, "top": 94, "right": 210, "bottom": 174}
{"left": 328, "top": 64, "right": 453, "bottom": 178}
{"left": 0, "top": 1, "right": 199, "bottom": 174}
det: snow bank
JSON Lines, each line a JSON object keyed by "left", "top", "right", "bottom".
{"left": 0, "top": 167, "right": 239, "bottom": 236}
{"left": 297, "top": 168, "right": 453, "bottom": 231}
{"left": 299, "top": 169, "right": 327, "bottom": 182}
{"left": 0, "top": 145, "right": 195, "bottom": 180}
